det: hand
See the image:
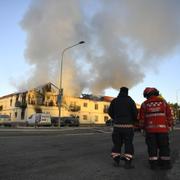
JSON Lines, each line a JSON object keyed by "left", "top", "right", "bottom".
{"left": 169, "top": 127, "right": 173, "bottom": 132}
{"left": 140, "top": 129, "right": 146, "bottom": 136}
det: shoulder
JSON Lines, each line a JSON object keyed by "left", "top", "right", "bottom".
{"left": 140, "top": 100, "right": 147, "bottom": 108}
{"left": 110, "top": 98, "right": 117, "bottom": 104}
{"left": 153, "top": 96, "right": 167, "bottom": 104}
{"left": 127, "top": 96, "right": 135, "bottom": 103}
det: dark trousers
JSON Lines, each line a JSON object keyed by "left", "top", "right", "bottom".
{"left": 145, "top": 132, "right": 170, "bottom": 158}
{"left": 112, "top": 127, "right": 134, "bottom": 156}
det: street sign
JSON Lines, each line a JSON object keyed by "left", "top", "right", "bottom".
{"left": 57, "top": 94, "right": 62, "bottom": 105}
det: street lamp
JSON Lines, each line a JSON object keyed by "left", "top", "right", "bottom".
{"left": 176, "top": 89, "right": 180, "bottom": 121}
{"left": 58, "top": 41, "right": 85, "bottom": 128}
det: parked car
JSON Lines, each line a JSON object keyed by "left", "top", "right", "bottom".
{"left": 26, "top": 113, "right": 51, "bottom": 126}
{"left": 51, "top": 116, "right": 80, "bottom": 127}
{"left": 0, "top": 114, "right": 11, "bottom": 126}
{"left": 61, "top": 116, "right": 80, "bottom": 127}
{"left": 51, "top": 116, "right": 64, "bottom": 126}
{"left": 105, "top": 119, "right": 114, "bottom": 126}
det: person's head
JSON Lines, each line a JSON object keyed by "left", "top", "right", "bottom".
{"left": 119, "top": 86, "right": 129, "bottom": 96}
{"left": 143, "top": 87, "right": 159, "bottom": 99}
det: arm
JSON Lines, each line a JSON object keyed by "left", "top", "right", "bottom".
{"left": 131, "top": 100, "right": 138, "bottom": 122}
{"left": 108, "top": 101, "right": 115, "bottom": 119}
{"left": 165, "top": 103, "right": 174, "bottom": 129}
{"left": 138, "top": 103, "right": 146, "bottom": 130}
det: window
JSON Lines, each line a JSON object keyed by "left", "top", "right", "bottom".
{"left": 104, "top": 116, "right": 109, "bottom": 122}
{"left": 0, "top": 106, "right": 3, "bottom": 111}
{"left": 95, "top": 115, "right": 98, "bottom": 122}
{"left": 10, "top": 99, "right": 12, "bottom": 106}
{"left": 103, "top": 105, "right": 109, "bottom": 113}
{"left": 95, "top": 104, "right": 98, "bottom": 110}
{"left": 83, "top": 102, "right": 88, "bottom": 107}
{"left": 15, "top": 112, "right": 17, "bottom": 118}
{"left": 16, "top": 95, "right": 19, "bottom": 102}
{"left": 83, "top": 115, "right": 88, "bottom": 120}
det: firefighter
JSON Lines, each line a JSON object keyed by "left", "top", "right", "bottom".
{"left": 108, "top": 87, "right": 138, "bottom": 169}
{"left": 139, "top": 87, "right": 173, "bottom": 170}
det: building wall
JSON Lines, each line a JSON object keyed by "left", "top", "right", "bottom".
{"left": 63, "top": 96, "right": 110, "bottom": 124}
{"left": 0, "top": 90, "right": 111, "bottom": 125}
{"left": 0, "top": 94, "right": 22, "bottom": 121}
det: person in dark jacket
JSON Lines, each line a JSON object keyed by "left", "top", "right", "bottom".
{"left": 108, "top": 87, "right": 138, "bottom": 169}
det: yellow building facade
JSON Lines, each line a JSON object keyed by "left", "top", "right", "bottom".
{"left": 0, "top": 83, "right": 111, "bottom": 125}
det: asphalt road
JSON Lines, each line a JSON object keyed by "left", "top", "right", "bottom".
{"left": 0, "top": 126, "right": 180, "bottom": 180}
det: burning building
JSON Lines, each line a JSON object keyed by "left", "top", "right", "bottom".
{"left": 0, "top": 82, "right": 113, "bottom": 125}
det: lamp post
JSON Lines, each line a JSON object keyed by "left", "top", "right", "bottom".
{"left": 176, "top": 89, "right": 180, "bottom": 121}
{"left": 58, "top": 41, "right": 85, "bottom": 128}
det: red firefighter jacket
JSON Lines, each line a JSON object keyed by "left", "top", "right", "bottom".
{"left": 139, "top": 96, "right": 173, "bottom": 133}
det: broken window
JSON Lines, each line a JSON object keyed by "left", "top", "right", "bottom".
{"left": 21, "top": 109, "right": 25, "bottom": 120}
{"left": 10, "top": 99, "right": 12, "bottom": 106}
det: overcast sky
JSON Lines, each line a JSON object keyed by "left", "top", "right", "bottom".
{"left": 0, "top": 0, "right": 180, "bottom": 104}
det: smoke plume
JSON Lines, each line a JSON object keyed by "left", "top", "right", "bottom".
{"left": 20, "top": 0, "right": 180, "bottom": 95}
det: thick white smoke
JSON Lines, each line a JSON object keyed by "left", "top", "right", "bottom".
{"left": 20, "top": 0, "right": 180, "bottom": 95}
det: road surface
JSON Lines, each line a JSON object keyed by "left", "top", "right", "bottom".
{"left": 0, "top": 126, "right": 180, "bottom": 180}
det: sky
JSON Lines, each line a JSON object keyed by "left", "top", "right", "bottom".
{"left": 0, "top": 0, "right": 180, "bottom": 105}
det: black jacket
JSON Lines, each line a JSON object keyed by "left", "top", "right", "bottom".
{"left": 108, "top": 93, "right": 138, "bottom": 125}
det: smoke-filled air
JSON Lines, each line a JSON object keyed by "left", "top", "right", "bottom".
{"left": 19, "top": 0, "right": 180, "bottom": 96}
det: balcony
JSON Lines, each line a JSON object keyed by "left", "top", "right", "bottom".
{"left": 15, "top": 101, "right": 27, "bottom": 108}
{"left": 69, "top": 105, "right": 81, "bottom": 112}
